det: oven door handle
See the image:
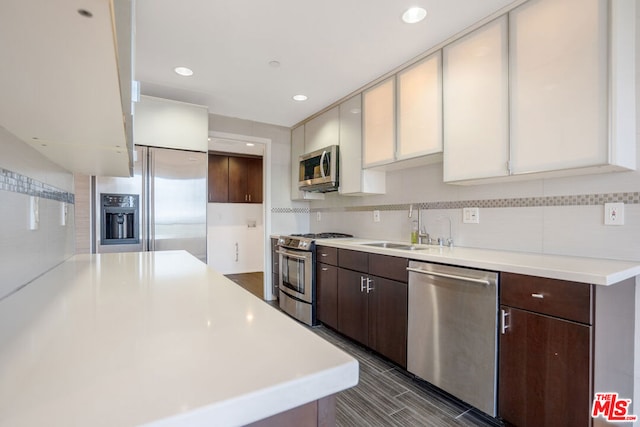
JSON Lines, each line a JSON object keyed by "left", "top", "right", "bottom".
{"left": 276, "top": 250, "right": 309, "bottom": 260}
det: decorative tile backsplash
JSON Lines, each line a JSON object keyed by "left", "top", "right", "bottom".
{"left": 271, "top": 207, "right": 310, "bottom": 213}
{"left": 0, "top": 167, "right": 74, "bottom": 204}
{"left": 272, "top": 192, "right": 639, "bottom": 214}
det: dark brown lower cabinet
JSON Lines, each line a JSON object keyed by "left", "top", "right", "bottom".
{"left": 499, "top": 307, "right": 591, "bottom": 427}
{"left": 337, "top": 267, "right": 407, "bottom": 367}
{"left": 271, "top": 238, "right": 279, "bottom": 299}
{"left": 368, "top": 276, "right": 407, "bottom": 366}
{"left": 316, "top": 262, "right": 338, "bottom": 330}
{"left": 337, "top": 268, "right": 369, "bottom": 345}
{"left": 499, "top": 272, "right": 593, "bottom": 427}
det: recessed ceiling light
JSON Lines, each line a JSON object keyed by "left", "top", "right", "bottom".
{"left": 293, "top": 94, "right": 308, "bottom": 101}
{"left": 402, "top": 7, "right": 427, "bottom": 24}
{"left": 77, "top": 9, "right": 93, "bottom": 18}
{"left": 174, "top": 66, "right": 194, "bottom": 77}
{"left": 246, "top": 143, "right": 255, "bottom": 147}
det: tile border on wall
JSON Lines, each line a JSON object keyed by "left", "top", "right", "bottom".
{"left": 271, "top": 192, "right": 640, "bottom": 214}
{"left": 271, "top": 207, "right": 310, "bottom": 214}
{"left": 0, "top": 168, "right": 75, "bottom": 204}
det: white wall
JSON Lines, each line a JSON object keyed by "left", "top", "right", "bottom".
{"left": 207, "top": 203, "right": 264, "bottom": 274}
{"left": 0, "top": 127, "right": 75, "bottom": 300}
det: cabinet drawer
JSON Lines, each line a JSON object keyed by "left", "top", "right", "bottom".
{"left": 501, "top": 272, "right": 592, "bottom": 324}
{"left": 368, "top": 254, "right": 408, "bottom": 283}
{"left": 316, "top": 246, "right": 338, "bottom": 266}
{"left": 338, "top": 249, "right": 368, "bottom": 272}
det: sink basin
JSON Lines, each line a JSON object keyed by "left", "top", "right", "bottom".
{"left": 360, "top": 242, "right": 426, "bottom": 251}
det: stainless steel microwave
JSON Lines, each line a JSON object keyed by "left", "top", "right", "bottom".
{"left": 298, "top": 145, "right": 339, "bottom": 192}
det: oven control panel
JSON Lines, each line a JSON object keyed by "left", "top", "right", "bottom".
{"left": 278, "top": 236, "right": 313, "bottom": 250}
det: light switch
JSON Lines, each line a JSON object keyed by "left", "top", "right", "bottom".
{"left": 463, "top": 207, "right": 480, "bottom": 224}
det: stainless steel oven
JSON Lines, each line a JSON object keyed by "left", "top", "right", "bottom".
{"left": 277, "top": 236, "right": 315, "bottom": 326}
{"left": 277, "top": 233, "right": 353, "bottom": 326}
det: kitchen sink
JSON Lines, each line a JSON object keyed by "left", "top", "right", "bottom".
{"left": 360, "top": 242, "right": 428, "bottom": 251}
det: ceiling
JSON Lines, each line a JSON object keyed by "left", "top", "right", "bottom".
{"left": 135, "top": 0, "right": 519, "bottom": 128}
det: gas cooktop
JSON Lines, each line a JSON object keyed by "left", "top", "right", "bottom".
{"left": 289, "top": 232, "right": 353, "bottom": 239}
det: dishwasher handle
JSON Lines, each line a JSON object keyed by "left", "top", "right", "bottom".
{"left": 406, "top": 267, "right": 491, "bottom": 286}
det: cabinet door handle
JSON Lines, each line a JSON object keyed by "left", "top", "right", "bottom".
{"left": 360, "top": 276, "right": 366, "bottom": 292}
{"left": 531, "top": 293, "right": 544, "bottom": 299}
{"left": 235, "top": 242, "right": 239, "bottom": 262}
{"left": 366, "top": 277, "right": 374, "bottom": 293}
{"left": 249, "top": 194, "right": 251, "bottom": 202}
{"left": 500, "top": 309, "right": 510, "bottom": 334}
{"left": 245, "top": 194, "right": 248, "bottom": 201}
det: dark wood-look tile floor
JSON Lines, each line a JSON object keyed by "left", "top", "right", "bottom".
{"left": 311, "top": 327, "right": 502, "bottom": 427}
{"left": 225, "top": 273, "right": 502, "bottom": 426}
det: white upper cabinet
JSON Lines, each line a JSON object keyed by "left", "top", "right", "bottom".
{"left": 443, "top": 16, "right": 509, "bottom": 183}
{"left": 509, "top": 0, "right": 635, "bottom": 175}
{"left": 134, "top": 96, "right": 209, "bottom": 152}
{"left": 397, "top": 51, "right": 442, "bottom": 160}
{"left": 304, "top": 106, "right": 340, "bottom": 153}
{"left": 0, "top": 0, "right": 134, "bottom": 177}
{"left": 339, "top": 95, "right": 385, "bottom": 195}
{"left": 363, "top": 77, "right": 396, "bottom": 167}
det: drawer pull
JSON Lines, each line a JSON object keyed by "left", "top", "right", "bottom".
{"left": 321, "top": 267, "right": 328, "bottom": 271}
{"left": 531, "top": 293, "right": 544, "bottom": 299}
{"left": 320, "top": 253, "right": 328, "bottom": 257}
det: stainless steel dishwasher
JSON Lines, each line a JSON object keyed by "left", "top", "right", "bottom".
{"left": 407, "top": 260, "right": 498, "bottom": 416}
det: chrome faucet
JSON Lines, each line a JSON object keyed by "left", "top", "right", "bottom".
{"left": 436, "top": 216, "right": 454, "bottom": 247}
{"left": 416, "top": 208, "right": 432, "bottom": 245}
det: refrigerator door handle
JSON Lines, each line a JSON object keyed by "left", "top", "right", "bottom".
{"left": 148, "top": 147, "right": 155, "bottom": 252}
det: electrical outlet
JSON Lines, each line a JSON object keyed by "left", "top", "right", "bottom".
{"left": 317, "top": 211, "right": 322, "bottom": 222}
{"left": 463, "top": 207, "right": 480, "bottom": 224}
{"left": 61, "top": 202, "right": 68, "bottom": 226}
{"left": 604, "top": 202, "right": 624, "bottom": 225}
{"left": 373, "top": 210, "right": 381, "bottom": 223}
{"left": 29, "top": 196, "right": 39, "bottom": 230}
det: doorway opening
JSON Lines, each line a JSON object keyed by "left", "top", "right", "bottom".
{"left": 206, "top": 131, "right": 274, "bottom": 300}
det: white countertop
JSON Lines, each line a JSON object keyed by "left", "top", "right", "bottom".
{"left": 316, "top": 238, "right": 640, "bottom": 286}
{"left": 0, "top": 251, "right": 358, "bottom": 427}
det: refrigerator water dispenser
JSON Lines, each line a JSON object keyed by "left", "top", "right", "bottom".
{"left": 101, "top": 193, "right": 139, "bottom": 245}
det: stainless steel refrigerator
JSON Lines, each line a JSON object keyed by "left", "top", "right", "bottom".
{"left": 95, "top": 145, "right": 207, "bottom": 262}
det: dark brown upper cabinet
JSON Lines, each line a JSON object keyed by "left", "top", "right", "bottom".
{"left": 208, "top": 153, "right": 263, "bottom": 204}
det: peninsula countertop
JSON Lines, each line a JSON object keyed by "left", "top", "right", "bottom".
{"left": 0, "top": 251, "right": 358, "bottom": 427}
{"left": 314, "top": 238, "right": 640, "bottom": 286}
